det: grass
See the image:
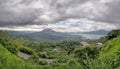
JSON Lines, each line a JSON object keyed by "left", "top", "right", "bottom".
{"left": 0, "top": 44, "right": 39, "bottom": 69}
{"left": 87, "top": 36, "right": 120, "bottom": 69}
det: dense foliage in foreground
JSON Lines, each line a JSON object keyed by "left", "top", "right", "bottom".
{"left": 0, "top": 30, "right": 120, "bottom": 69}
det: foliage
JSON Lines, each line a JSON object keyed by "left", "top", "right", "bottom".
{"left": 98, "top": 36, "right": 120, "bottom": 68}
{"left": 24, "top": 40, "right": 56, "bottom": 52}
{"left": 38, "top": 52, "right": 48, "bottom": 58}
{"left": 20, "top": 46, "right": 35, "bottom": 55}
{"left": 28, "top": 54, "right": 39, "bottom": 63}
{"left": 38, "top": 60, "right": 48, "bottom": 65}
{"left": 0, "top": 30, "right": 120, "bottom": 69}
{"left": 100, "top": 29, "right": 120, "bottom": 43}
{"left": 0, "top": 44, "right": 82, "bottom": 69}
{"left": 76, "top": 36, "right": 120, "bottom": 69}
{"left": 0, "top": 31, "right": 24, "bottom": 54}
{"left": 0, "top": 44, "right": 39, "bottom": 69}
{"left": 5, "top": 45, "right": 18, "bottom": 54}
{"left": 57, "top": 40, "right": 82, "bottom": 55}
{"left": 74, "top": 46, "right": 101, "bottom": 66}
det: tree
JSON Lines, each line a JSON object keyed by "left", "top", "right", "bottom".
{"left": 57, "top": 40, "right": 82, "bottom": 55}
{"left": 99, "top": 29, "right": 120, "bottom": 43}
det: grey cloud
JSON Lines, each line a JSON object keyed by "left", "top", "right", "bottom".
{"left": 106, "top": 0, "right": 120, "bottom": 25}
{"left": 0, "top": 0, "right": 120, "bottom": 28}
{"left": 92, "top": 0, "right": 120, "bottom": 26}
{"left": 0, "top": 0, "right": 41, "bottom": 26}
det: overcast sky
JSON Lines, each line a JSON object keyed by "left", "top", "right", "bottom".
{"left": 0, "top": 0, "right": 119, "bottom": 32}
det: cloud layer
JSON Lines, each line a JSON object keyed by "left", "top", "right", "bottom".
{"left": 0, "top": 0, "right": 119, "bottom": 32}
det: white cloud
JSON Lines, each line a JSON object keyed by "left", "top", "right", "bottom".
{"left": 47, "top": 18, "right": 117, "bottom": 32}
{"left": 0, "top": 19, "right": 117, "bottom": 32}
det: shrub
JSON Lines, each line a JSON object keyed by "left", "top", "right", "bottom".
{"left": 74, "top": 46, "right": 101, "bottom": 67}
{"left": 20, "top": 47, "right": 34, "bottom": 55}
{"left": 47, "top": 52, "right": 57, "bottom": 59}
{"left": 48, "top": 55, "right": 56, "bottom": 59}
{"left": 29, "top": 54, "right": 39, "bottom": 63}
{"left": 6, "top": 45, "right": 18, "bottom": 54}
{"left": 38, "top": 60, "right": 48, "bottom": 65}
{"left": 68, "top": 59, "right": 79, "bottom": 65}
{"left": 74, "top": 46, "right": 100, "bottom": 59}
{"left": 56, "top": 56, "right": 68, "bottom": 63}
{"left": 38, "top": 52, "right": 48, "bottom": 58}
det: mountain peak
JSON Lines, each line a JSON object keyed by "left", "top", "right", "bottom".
{"left": 41, "top": 28, "right": 56, "bottom": 33}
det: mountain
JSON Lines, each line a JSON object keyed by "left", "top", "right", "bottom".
{"left": 8, "top": 29, "right": 85, "bottom": 40}
{"left": 78, "top": 29, "right": 109, "bottom": 35}
{"left": 7, "top": 29, "right": 109, "bottom": 40}
{"left": 8, "top": 31, "right": 34, "bottom": 36}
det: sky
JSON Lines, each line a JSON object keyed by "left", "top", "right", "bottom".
{"left": 0, "top": 0, "right": 119, "bottom": 32}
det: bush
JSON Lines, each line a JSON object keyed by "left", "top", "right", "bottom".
{"left": 38, "top": 60, "right": 48, "bottom": 65}
{"left": 47, "top": 52, "right": 57, "bottom": 59}
{"left": 100, "top": 30, "right": 120, "bottom": 43}
{"left": 20, "top": 47, "right": 34, "bottom": 55}
{"left": 29, "top": 54, "right": 39, "bottom": 63}
{"left": 56, "top": 56, "right": 68, "bottom": 63}
{"left": 6, "top": 46, "right": 18, "bottom": 54}
{"left": 74, "top": 46, "right": 101, "bottom": 67}
{"left": 68, "top": 59, "right": 79, "bottom": 65}
{"left": 38, "top": 52, "right": 48, "bottom": 58}
{"left": 74, "top": 46, "right": 100, "bottom": 59}
{"left": 48, "top": 55, "right": 56, "bottom": 59}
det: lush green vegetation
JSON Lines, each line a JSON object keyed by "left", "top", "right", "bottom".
{"left": 20, "top": 46, "right": 35, "bottom": 55}
{"left": 0, "top": 44, "right": 39, "bottom": 69}
{"left": 100, "top": 29, "right": 120, "bottom": 43}
{"left": 0, "top": 30, "right": 120, "bottom": 69}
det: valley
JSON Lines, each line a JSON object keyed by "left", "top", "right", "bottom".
{"left": 0, "top": 30, "right": 120, "bottom": 69}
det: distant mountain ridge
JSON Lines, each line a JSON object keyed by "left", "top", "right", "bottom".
{"left": 77, "top": 29, "right": 109, "bottom": 35}
{"left": 7, "top": 29, "right": 109, "bottom": 40}
{"left": 8, "top": 29, "right": 85, "bottom": 40}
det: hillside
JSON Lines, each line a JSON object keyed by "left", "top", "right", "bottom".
{"left": 73, "top": 35, "right": 120, "bottom": 69}
{"left": 0, "top": 30, "right": 120, "bottom": 69}
{"left": 0, "top": 44, "right": 30, "bottom": 69}
{"left": 100, "top": 36, "right": 120, "bottom": 56}
{"left": 98, "top": 36, "right": 120, "bottom": 68}
{"left": 0, "top": 44, "right": 82, "bottom": 69}
{"left": 0, "top": 44, "right": 49, "bottom": 69}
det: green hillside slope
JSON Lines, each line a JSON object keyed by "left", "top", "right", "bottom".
{"left": 74, "top": 36, "right": 120, "bottom": 69}
{"left": 100, "top": 36, "right": 120, "bottom": 57}
{"left": 0, "top": 44, "right": 41, "bottom": 69}
{"left": 0, "top": 44, "right": 82, "bottom": 69}
{"left": 98, "top": 36, "right": 120, "bottom": 68}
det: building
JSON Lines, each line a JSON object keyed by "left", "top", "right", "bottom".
{"left": 96, "top": 43, "right": 103, "bottom": 46}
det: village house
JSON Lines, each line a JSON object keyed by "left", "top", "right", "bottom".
{"left": 96, "top": 43, "right": 103, "bottom": 46}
